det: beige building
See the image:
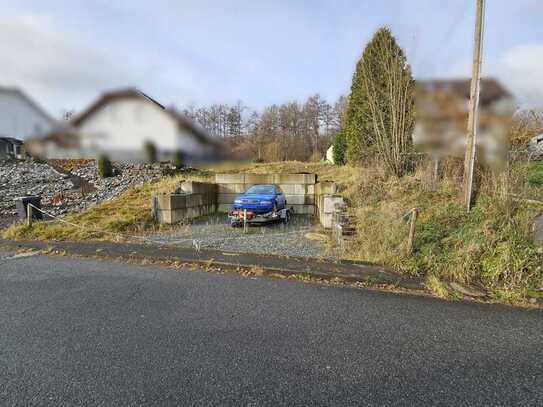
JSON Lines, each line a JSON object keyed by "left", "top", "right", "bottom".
{"left": 414, "top": 78, "right": 515, "bottom": 164}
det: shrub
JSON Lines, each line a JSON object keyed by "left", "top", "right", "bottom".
{"left": 144, "top": 141, "right": 157, "bottom": 163}
{"left": 333, "top": 131, "right": 347, "bottom": 165}
{"left": 173, "top": 150, "right": 184, "bottom": 168}
{"left": 97, "top": 155, "right": 113, "bottom": 178}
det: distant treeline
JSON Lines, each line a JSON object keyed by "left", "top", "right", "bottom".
{"left": 181, "top": 94, "right": 347, "bottom": 162}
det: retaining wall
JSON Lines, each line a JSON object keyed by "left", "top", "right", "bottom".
{"left": 314, "top": 182, "right": 344, "bottom": 229}
{"left": 215, "top": 173, "right": 317, "bottom": 215}
{"left": 152, "top": 173, "right": 344, "bottom": 229}
{"left": 152, "top": 181, "right": 217, "bottom": 224}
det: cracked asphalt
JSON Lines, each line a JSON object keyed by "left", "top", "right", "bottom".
{"left": 1, "top": 250, "right": 543, "bottom": 406}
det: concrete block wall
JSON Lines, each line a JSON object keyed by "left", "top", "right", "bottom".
{"left": 215, "top": 173, "right": 317, "bottom": 215}
{"left": 152, "top": 181, "right": 217, "bottom": 224}
{"left": 314, "top": 181, "right": 344, "bottom": 229}
{"left": 316, "top": 195, "right": 345, "bottom": 229}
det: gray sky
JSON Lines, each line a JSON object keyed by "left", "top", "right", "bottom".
{"left": 2, "top": 0, "right": 542, "bottom": 116}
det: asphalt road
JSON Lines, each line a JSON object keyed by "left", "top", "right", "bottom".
{"left": 1, "top": 250, "right": 543, "bottom": 406}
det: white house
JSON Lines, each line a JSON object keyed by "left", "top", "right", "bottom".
{"left": 326, "top": 145, "right": 335, "bottom": 164}
{"left": 0, "top": 86, "right": 55, "bottom": 141}
{"left": 30, "top": 88, "right": 222, "bottom": 163}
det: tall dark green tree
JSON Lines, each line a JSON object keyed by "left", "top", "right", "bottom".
{"left": 333, "top": 131, "right": 347, "bottom": 166}
{"left": 344, "top": 27, "right": 415, "bottom": 176}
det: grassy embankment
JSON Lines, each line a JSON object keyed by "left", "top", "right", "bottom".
{"left": 3, "top": 169, "right": 213, "bottom": 241}
{"left": 3, "top": 159, "right": 543, "bottom": 303}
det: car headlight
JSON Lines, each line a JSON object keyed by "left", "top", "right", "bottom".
{"left": 234, "top": 199, "right": 242, "bottom": 204}
{"left": 260, "top": 200, "right": 273, "bottom": 205}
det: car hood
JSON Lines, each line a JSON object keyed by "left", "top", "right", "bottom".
{"left": 236, "top": 193, "right": 276, "bottom": 201}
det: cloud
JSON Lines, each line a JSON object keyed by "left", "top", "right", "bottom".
{"left": 444, "top": 44, "right": 543, "bottom": 110}
{"left": 2, "top": 3, "right": 541, "bottom": 116}
{"left": 494, "top": 44, "right": 543, "bottom": 109}
{"left": 0, "top": 13, "right": 200, "bottom": 116}
{"left": 0, "top": 14, "right": 138, "bottom": 113}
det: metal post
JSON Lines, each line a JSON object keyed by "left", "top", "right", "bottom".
{"left": 406, "top": 208, "right": 418, "bottom": 256}
{"left": 27, "top": 203, "right": 33, "bottom": 227}
{"left": 463, "top": 0, "right": 486, "bottom": 211}
{"left": 243, "top": 209, "right": 248, "bottom": 234}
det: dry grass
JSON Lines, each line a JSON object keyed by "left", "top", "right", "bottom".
{"left": 353, "top": 164, "right": 541, "bottom": 301}
{"left": 3, "top": 170, "right": 214, "bottom": 241}
{"left": 425, "top": 275, "right": 450, "bottom": 299}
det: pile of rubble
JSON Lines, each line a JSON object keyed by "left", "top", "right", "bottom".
{"left": 69, "top": 161, "right": 162, "bottom": 207}
{"left": 0, "top": 160, "right": 163, "bottom": 221}
{"left": 528, "top": 134, "right": 543, "bottom": 158}
{"left": 0, "top": 160, "right": 74, "bottom": 217}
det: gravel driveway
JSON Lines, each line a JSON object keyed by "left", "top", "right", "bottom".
{"left": 149, "top": 214, "right": 336, "bottom": 259}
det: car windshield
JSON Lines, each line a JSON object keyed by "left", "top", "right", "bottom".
{"left": 245, "top": 185, "right": 275, "bottom": 195}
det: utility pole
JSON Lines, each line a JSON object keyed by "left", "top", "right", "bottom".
{"left": 463, "top": 0, "right": 486, "bottom": 211}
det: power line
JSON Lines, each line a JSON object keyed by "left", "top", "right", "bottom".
{"left": 416, "top": 0, "right": 471, "bottom": 76}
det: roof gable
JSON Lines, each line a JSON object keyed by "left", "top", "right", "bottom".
{"left": 71, "top": 88, "right": 165, "bottom": 126}
{"left": 416, "top": 78, "right": 512, "bottom": 107}
{"left": 0, "top": 86, "right": 55, "bottom": 123}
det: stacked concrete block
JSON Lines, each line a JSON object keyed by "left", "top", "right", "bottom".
{"left": 314, "top": 181, "right": 343, "bottom": 229}
{"left": 152, "top": 181, "right": 217, "bottom": 224}
{"left": 315, "top": 181, "right": 337, "bottom": 195}
{"left": 215, "top": 173, "right": 318, "bottom": 214}
{"left": 317, "top": 195, "right": 344, "bottom": 228}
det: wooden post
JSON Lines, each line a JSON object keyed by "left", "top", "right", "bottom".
{"left": 151, "top": 195, "right": 159, "bottom": 223}
{"left": 463, "top": 0, "right": 486, "bottom": 211}
{"left": 406, "top": 208, "right": 418, "bottom": 255}
{"left": 27, "top": 203, "right": 33, "bottom": 227}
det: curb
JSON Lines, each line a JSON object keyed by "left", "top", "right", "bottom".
{"left": 0, "top": 239, "right": 425, "bottom": 291}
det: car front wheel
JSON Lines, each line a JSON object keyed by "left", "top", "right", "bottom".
{"left": 282, "top": 210, "right": 290, "bottom": 224}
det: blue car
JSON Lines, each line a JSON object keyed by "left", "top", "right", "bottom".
{"left": 233, "top": 184, "right": 287, "bottom": 214}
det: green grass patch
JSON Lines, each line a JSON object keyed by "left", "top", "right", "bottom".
{"left": 527, "top": 162, "right": 543, "bottom": 186}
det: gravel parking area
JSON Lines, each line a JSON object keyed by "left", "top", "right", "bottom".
{"left": 149, "top": 214, "right": 337, "bottom": 259}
